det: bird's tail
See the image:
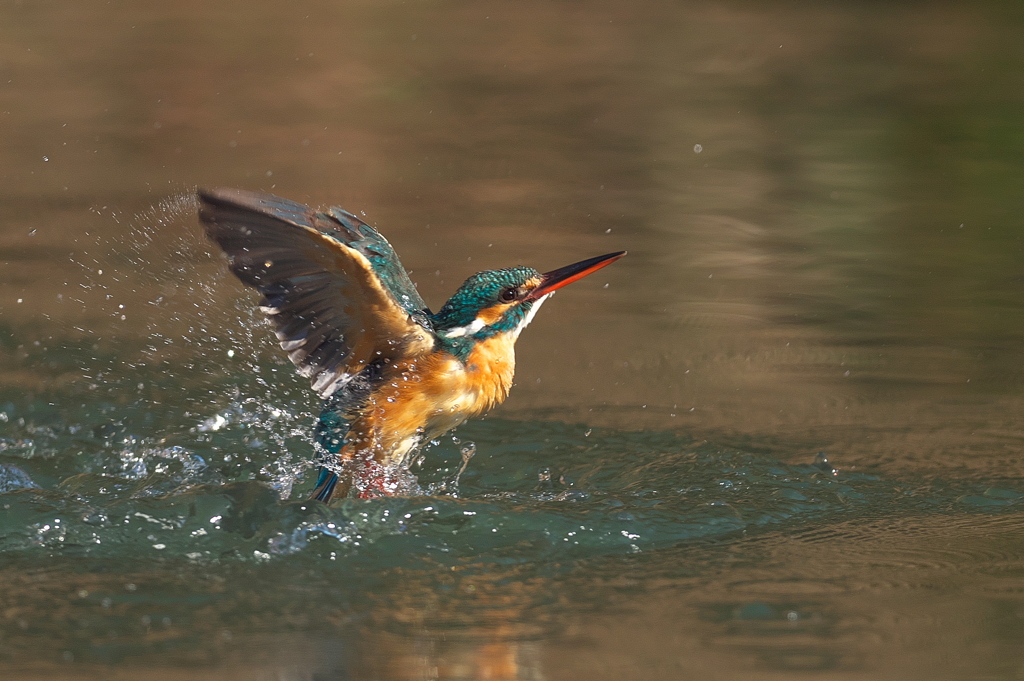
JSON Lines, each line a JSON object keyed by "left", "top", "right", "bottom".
{"left": 311, "top": 467, "right": 340, "bottom": 502}
{"left": 310, "top": 396, "right": 352, "bottom": 503}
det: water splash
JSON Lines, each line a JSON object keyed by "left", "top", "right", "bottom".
{"left": 0, "top": 464, "right": 38, "bottom": 493}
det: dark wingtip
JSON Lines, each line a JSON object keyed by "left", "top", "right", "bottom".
{"left": 196, "top": 187, "right": 226, "bottom": 204}
{"left": 197, "top": 187, "right": 275, "bottom": 213}
{"left": 197, "top": 188, "right": 316, "bottom": 232}
{"left": 197, "top": 187, "right": 251, "bottom": 225}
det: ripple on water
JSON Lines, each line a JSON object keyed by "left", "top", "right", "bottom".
{"left": 3, "top": 388, "right": 1024, "bottom": 671}
{"left": 1, "top": 388, "right": 1023, "bottom": 571}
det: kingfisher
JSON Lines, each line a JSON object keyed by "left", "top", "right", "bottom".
{"left": 198, "top": 188, "right": 625, "bottom": 502}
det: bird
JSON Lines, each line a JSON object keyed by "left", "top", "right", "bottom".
{"left": 198, "top": 188, "right": 625, "bottom": 502}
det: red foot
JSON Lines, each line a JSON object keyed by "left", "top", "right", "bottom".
{"left": 350, "top": 456, "right": 407, "bottom": 498}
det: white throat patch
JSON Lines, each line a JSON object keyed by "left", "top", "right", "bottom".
{"left": 513, "top": 293, "right": 550, "bottom": 338}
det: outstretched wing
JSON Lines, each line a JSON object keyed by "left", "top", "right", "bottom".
{"left": 198, "top": 188, "right": 435, "bottom": 397}
{"left": 320, "top": 206, "right": 429, "bottom": 318}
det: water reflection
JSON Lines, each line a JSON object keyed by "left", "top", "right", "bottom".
{"left": 10, "top": 509, "right": 1024, "bottom": 680}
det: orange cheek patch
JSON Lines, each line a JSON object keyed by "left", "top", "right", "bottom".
{"left": 476, "top": 303, "right": 511, "bottom": 326}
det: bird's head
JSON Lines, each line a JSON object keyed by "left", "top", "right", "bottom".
{"left": 432, "top": 251, "right": 625, "bottom": 359}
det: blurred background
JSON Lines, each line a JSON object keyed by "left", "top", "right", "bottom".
{"left": 3, "top": 0, "right": 1024, "bottom": 679}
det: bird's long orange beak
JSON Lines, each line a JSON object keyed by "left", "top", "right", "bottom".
{"left": 526, "top": 251, "right": 626, "bottom": 301}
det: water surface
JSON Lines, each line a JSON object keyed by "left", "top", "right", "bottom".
{"left": 3, "top": 0, "right": 1024, "bottom": 678}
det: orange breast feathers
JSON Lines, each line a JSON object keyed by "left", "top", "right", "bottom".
{"left": 358, "top": 334, "right": 518, "bottom": 459}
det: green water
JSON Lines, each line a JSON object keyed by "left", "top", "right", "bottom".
{"left": 5, "top": 0, "right": 1024, "bottom": 678}
{"left": 5, "top": 386, "right": 1022, "bottom": 675}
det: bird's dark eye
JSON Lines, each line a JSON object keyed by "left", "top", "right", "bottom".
{"left": 499, "top": 286, "right": 519, "bottom": 303}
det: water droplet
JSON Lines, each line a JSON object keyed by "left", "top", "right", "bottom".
{"left": 693, "top": 144, "right": 703, "bottom": 153}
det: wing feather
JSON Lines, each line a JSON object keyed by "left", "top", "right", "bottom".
{"left": 199, "top": 188, "right": 435, "bottom": 397}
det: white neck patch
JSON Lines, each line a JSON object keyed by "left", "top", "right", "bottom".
{"left": 442, "top": 293, "right": 552, "bottom": 340}
{"left": 442, "top": 316, "right": 488, "bottom": 339}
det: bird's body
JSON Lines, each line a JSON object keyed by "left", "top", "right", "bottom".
{"left": 198, "top": 188, "right": 624, "bottom": 501}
